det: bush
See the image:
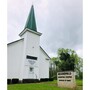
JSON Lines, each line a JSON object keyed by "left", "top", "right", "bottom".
{"left": 22, "top": 79, "right": 39, "bottom": 83}
{"left": 40, "top": 78, "right": 54, "bottom": 82}
{"left": 7, "top": 79, "right": 12, "bottom": 84}
{"left": 12, "top": 78, "right": 19, "bottom": 84}
{"left": 49, "top": 78, "right": 54, "bottom": 81}
{"left": 52, "top": 75, "right": 57, "bottom": 80}
{"left": 79, "top": 72, "right": 83, "bottom": 80}
{"left": 40, "top": 78, "right": 49, "bottom": 82}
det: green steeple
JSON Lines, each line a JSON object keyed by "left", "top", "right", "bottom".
{"left": 24, "top": 5, "right": 37, "bottom": 32}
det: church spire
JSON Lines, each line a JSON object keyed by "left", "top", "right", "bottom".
{"left": 24, "top": 5, "right": 37, "bottom": 32}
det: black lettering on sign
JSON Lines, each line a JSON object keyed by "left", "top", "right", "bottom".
{"left": 67, "top": 80, "right": 71, "bottom": 81}
{"left": 58, "top": 76, "right": 65, "bottom": 78}
{"left": 58, "top": 72, "right": 71, "bottom": 75}
{"left": 66, "top": 76, "right": 72, "bottom": 78}
{"left": 26, "top": 55, "right": 37, "bottom": 60}
{"left": 59, "top": 80, "right": 65, "bottom": 81}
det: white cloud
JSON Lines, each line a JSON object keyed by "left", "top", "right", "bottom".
{"left": 49, "top": 52, "right": 57, "bottom": 58}
{"left": 76, "top": 49, "right": 83, "bottom": 58}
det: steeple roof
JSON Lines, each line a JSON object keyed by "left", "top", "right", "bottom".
{"left": 24, "top": 5, "right": 37, "bottom": 32}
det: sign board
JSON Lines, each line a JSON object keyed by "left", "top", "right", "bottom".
{"left": 57, "top": 71, "right": 76, "bottom": 88}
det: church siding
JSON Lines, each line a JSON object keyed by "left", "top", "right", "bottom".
{"left": 39, "top": 47, "right": 50, "bottom": 78}
{"left": 7, "top": 39, "right": 24, "bottom": 79}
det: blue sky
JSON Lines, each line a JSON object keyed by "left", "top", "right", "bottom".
{"left": 7, "top": 0, "right": 83, "bottom": 57}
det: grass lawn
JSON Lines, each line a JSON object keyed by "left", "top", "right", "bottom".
{"left": 8, "top": 80, "right": 83, "bottom": 90}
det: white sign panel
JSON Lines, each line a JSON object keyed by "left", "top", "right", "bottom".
{"left": 57, "top": 71, "right": 76, "bottom": 88}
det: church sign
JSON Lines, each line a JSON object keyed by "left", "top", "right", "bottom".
{"left": 57, "top": 71, "right": 76, "bottom": 88}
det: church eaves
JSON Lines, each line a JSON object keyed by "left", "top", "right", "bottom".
{"left": 24, "top": 5, "right": 37, "bottom": 32}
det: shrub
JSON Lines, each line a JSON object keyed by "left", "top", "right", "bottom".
{"left": 7, "top": 79, "right": 12, "bottom": 84}
{"left": 40, "top": 78, "right": 54, "bottom": 82}
{"left": 22, "top": 79, "right": 39, "bottom": 83}
{"left": 40, "top": 78, "right": 49, "bottom": 82}
{"left": 12, "top": 78, "right": 19, "bottom": 84}
{"left": 49, "top": 78, "right": 54, "bottom": 81}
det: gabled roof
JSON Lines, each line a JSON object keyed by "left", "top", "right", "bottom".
{"left": 40, "top": 46, "right": 51, "bottom": 59}
{"left": 7, "top": 38, "right": 24, "bottom": 45}
{"left": 24, "top": 5, "right": 37, "bottom": 32}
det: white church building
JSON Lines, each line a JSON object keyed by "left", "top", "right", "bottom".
{"left": 7, "top": 5, "right": 50, "bottom": 81}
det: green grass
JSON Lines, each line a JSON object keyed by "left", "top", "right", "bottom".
{"left": 8, "top": 80, "right": 83, "bottom": 90}
{"left": 76, "top": 80, "right": 83, "bottom": 86}
{"left": 76, "top": 80, "right": 83, "bottom": 90}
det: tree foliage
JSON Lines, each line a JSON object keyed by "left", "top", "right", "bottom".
{"left": 58, "top": 48, "right": 77, "bottom": 71}
{"left": 49, "top": 48, "right": 83, "bottom": 79}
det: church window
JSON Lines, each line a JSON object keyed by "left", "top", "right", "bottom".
{"left": 30, "top": 67, "right": 34, "bottom": 72}
{"left": 26, "top": 55, "right": 37, "bottom": 60}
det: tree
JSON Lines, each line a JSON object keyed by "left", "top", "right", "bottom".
{"left": 75, "top": 57, "right": 83, "bottom": 79}
{"left": 49, "top": 57, "right": 58, "bottom": 79}
{"left": 58, "top": 48, "right": 77, "bottom": 71}
{"left": 49, "top": 48, "right": 83, "bottom": 79}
